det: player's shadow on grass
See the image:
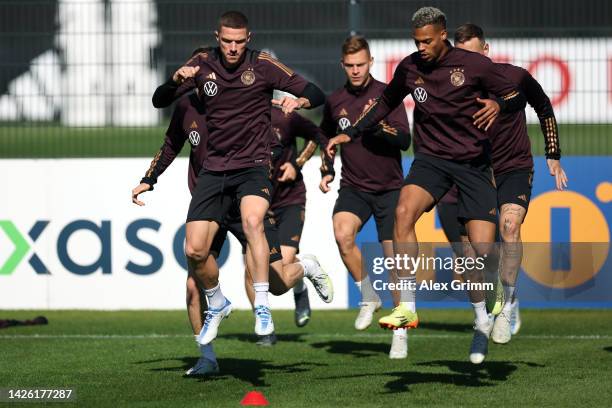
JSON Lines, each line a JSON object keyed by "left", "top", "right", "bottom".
{"left": 604, "top": 346, "right": 612, "bottom": 353}
{"left": 136, "top": 356, "right": 326, "bottom": 386}
{"left": 221, "top": 332, "right": 309, "bottom": 344}
{"left": 418, "top": 321, "right": 473, "bottom": 333}
{"left": 320, "top": 370, "right": 496, "bottom": 393}
{"left": 416, "top": 360, "right": 542, "bottom": 382}
{"left": 320, "top": 360, "right": 544, "bottom": 393}
{"left": 310, "top": 340, "right": 389, "bottom": 357}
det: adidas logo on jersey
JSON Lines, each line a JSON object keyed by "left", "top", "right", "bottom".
{"left": 206, "top": 72, "right": 217, "bottom": 80}
{"left": 415, "top": 76, "right": 425, "bottom": 85}
{"left": 190, "top": 121, "right": 198, "bottom": 129}
{"left": 339, "top": 108, "right": 348, "bottom": 116}
{"left": 517, "top": 194, "right": 527, "bottom": 202}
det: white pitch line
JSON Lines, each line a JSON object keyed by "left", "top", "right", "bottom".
{"left": 0, "top": 333, "right": 610, "bottom": 340}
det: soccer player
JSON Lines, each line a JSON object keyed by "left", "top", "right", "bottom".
{"left": 151, "top": 11, "right": 325, "bottom": 343}
{"left": 326, "top": 7, "right": 526, "bottom": 364}
{"left": 450, "top": 23, "right": 567, "bottom": 345}
{"left": 243, "top": 105, "right": 322, "bottom": 342}
{"left": 319, "top": 36, "right": 411, "bottom": 358}
{"left": 132, "top": 87, "right": 332, "bottom": 374}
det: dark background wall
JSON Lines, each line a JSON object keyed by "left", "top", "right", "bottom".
{"left": 2, "top": 0, "right": 611, "bottom": 95}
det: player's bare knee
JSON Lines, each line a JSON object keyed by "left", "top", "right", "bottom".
{"left": 501, "top": 219, "right": 521, "bottom": 243}
{"left": 184, "top": 242, "right": 209, "bottom": 262}
{"left": 394, "top": 204, "right": 416, "bottom": 238}
{"left": 242, "top": 213, "right": 264, "bottom": 237}
{"left": 471, "top": 242, "right": 496, "bottom": 259}
{"left": 334, "top": 228, "right": 355, "bottom": 254}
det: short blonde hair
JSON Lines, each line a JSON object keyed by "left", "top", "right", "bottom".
{"left": 342, "top": 36, "right": 371, "bottom": 57}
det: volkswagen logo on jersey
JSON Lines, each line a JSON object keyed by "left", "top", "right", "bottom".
{"left": 202, "top": 81, "right": 218, "bottom": 97}
{"left": 189, "top": 131, "right": 200, "bottom": 146}
{"left": 338, "top": 117, "right": 351, "bottom": 130}
{"left": 413, "top": 87, "right": 428, "bottom": 103}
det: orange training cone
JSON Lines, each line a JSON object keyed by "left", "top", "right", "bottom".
{"left": 240, "top": 391, "right": 269, "bottom": 406}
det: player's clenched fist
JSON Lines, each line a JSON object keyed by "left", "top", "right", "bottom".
{"left": 319, "top": 175, "right": 334, "bottom": 193}
{"left": 172, "top": 65, "right": 200, "bottom": 84}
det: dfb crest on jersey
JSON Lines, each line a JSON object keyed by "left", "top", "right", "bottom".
{"left": 450, "top": 68, "right": 465, "bottom": 87}
{"left": 189, "top": 130, "right": 200, "bottom": 146}
{"left": 338, "top": 117, "right": 351, "bottom": 130}
{"left": 241, "top": 70, "right": 256, "bottom": 86}
{"left": 413, "top": 87, "right": 428, "bottom": 103}
{"left": 202, "top": 81, "right": 218, "bottom": 97}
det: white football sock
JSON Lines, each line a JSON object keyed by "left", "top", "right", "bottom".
{"left": 394, "top": 327, "right": 407, "bottom": 336}
{"left": 204, "top": 284, "right": 225, "bottom": 310}
{"left": 253, "top": 282, "right": 270, "bottom": 308}
{"left": 502, "top": 285, "right": 515, "bottom": 313}
{"left": 472, "top": 301, "right": 489, "bottom": 326}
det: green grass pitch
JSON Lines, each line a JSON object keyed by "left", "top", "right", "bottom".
{"left": 0, "top": 124, "right": 610, "bottom": 158}
{"left": 1, "top": 309, "right": 611, "bottom": 407}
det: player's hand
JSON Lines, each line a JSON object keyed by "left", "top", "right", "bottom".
{"left": 277, "top": 162, "right": 297, "bottom": 182}
{"left": 319, "top": 175, "right": 334, "bottom": 193}
{"left": 547, "top": 159, "right": 568, "bottom": 191}
{"left": 172, "top": 65, "right": 200, "bottom": 84}
{"left": 473, "top": 97, "right": 500, "bottom": 131}
{"left": 132, "top": 183, "right": 152, "bottom": 206}
{"left": 325, "top": 134, "right": 351, "bottom": 158}
{"left": 272, "top": 96, "right": 308, "bottom": 114}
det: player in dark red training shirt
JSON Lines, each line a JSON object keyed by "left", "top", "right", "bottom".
{"left": 326, "top": 7, "right": 527, "bottom": 364}
{"left": 244, "top": 105, "right": 322, "bottom": 337}
{"left": 435, "top": 24, "right": 567, "bottom": 357}
{"left": 319, "top": 36, "right": 411, "bottom": 359}
{"left": 151, "top": 11, "right": 326, "bottom": 345}
{"left": 133, "top": 80, "right": 332, "bottom": 374}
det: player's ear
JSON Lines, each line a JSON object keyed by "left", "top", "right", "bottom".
{"left": 483, "top": 42, "right": 490, "bottom": 57}
{"left": 214, "top": 31, "right": 219, "bottom": 42}
{"left": 441, "top": 29, "right": 448, "bottom": 41}
{"left": 247, "top": 32, "right": 251, "bottom": 43}
{"left": 369, "top": 56, "right": 374, "bottom": 68}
